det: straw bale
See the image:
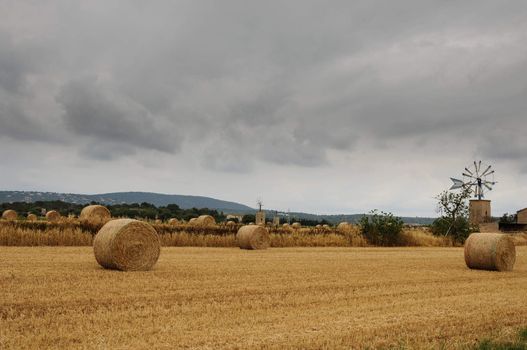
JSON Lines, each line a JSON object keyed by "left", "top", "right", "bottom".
{"left": 337, "top": 222, "right": 350, "bottom": 231}
{"left": 168, "top": 218, "right": 179, "bottom": 225}
{"left": 80, "top": 205, "right": 111, "bottom": 226}
{"left": 93, "top": 219, "right": 160, "bottom": 271}
{"left": 464, "top": 232, "right": 516, "bottom": 271}
{"left": 45, "top": 210, "right": 61, "bottom": 222}
{"left": 27, "top": 213, "right": 37, "bottom": 221}
{"left": 226, "top": 221, "right": 236, "bottom": 226}
{"left": 2, "top": 210, "right": 17, "bottom": 221}
{"left": 291, "top": 222, "right": 301, "bottom": 229}
{"left": 236, "top": 225, "right": 270, "bottom": 250}
{"left": 194, "top": 215, "right": 215, "bottom": 226}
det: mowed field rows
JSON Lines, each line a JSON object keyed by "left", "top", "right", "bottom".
{"left": 0, "top": 247, "right": 526, "bottom": 349}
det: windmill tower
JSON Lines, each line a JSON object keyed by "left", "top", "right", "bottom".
{"left": 450, "top": 160, "right": 496, "bottom": 225}
{"left": 272, "top": 211, "right": 280, "bottom": 227}
{"left": 255, "top": 197, "right": 265, "bottom": 225}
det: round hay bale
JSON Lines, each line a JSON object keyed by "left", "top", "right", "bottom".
{"left": 189, "top": 218, "right": 197, "bottom": 224}
{"left": 2, "top": 209, "right": 17, "bottom": 221}
{"left": 226, "top": 221, "right": 236, "bottom": 226}
{"left": 80, "top": 205, "right": 111, "bottom": 226}
{"left": 282, "top": 223, "right": 290, "bottom": 227}
{"left": 464, "top": 232, "right": 516, "bottom": 271}
{"left": 236, "top": 225, "right": 270, "bottom": 250}
{"left": 27, "top": 213, "right": 37, "bottom": 221}
{"left": 322, "top": 224, "right": 330, "bottom": 229}
{"left": 291, "top": 222, "right": 301, "bottom": 229}
{"left": 93, "top": 219, "right": 160, "bottom": 271}
{"left": 315, "top": 224, "right": 322, "bottom": 229}
{"left": 45, "top": 210, "right": 61, "bottom": 222}
{"left": 195, "top": 215, "right": 215, "bottom": 226}
{"left": 168, "top": 218, "right": 179, "bottom": 225}
{"left": 154, "top": 219, "right": 162, "bottom": 224}
{"left": 337, "top": 222, "right": 350, "bottom": 231}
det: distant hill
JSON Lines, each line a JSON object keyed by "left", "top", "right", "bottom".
{"left": 0, "top": 191, "right": 253, "bottom": 213}
{"left": 0, "top": 191, "right": 436, "bottom": 225}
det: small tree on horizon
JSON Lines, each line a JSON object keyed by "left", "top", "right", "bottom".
{"left": 431, "top": 188, "right": 473, "bottom": 243}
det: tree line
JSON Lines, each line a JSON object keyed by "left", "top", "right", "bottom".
{"left": 0, "top": 201, "right": 226, "bottom": 222}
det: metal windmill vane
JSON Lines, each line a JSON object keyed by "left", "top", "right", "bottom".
{"left": 450, "top": 160, "right": 497, "bottom": 200}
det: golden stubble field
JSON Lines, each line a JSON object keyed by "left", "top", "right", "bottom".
{"left": 0, "top": 246, "right": 526, "bottom": 349}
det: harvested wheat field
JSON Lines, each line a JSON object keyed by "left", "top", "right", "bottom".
{"left": 0, "top": 246, "right": 526, "bottom": 349}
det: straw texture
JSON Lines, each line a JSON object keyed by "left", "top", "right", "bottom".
{"left": 2, "top": 210, "right": 17, "bottom": 221}
{"left": 337, "top": 222, "right": 350, "bottom": 231}
{"left": 168, "top": 218, "right": 179, "bottom": 225}
{"left": 93, "top": 219, "right": 160, "bottom": 271}
{"left": 80, "top": 205, "right": 111, "bottom": 225}
{"left": 45, "top": 210, "right": 61, "bottom": 222}
{"left": 236, "top": 225, "right": 270, "bottom": 250}
{"left": 195, "top": 215, "right": 215, "bottom": 226}
{"left": 27, "top": 213, "right": 37, "bottom": 221}
{"left": 464, "top": 232, "right": 516, "bottom": 271}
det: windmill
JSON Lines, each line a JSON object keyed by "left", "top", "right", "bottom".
{"left": 450, "top": 161, "right": 496, "bottom": 225}
{"left": 450, "top": 160, "right": 496, "bottom": 200}
{"left": 255, "top": 197, "right": 265, "bottom": 225}
{"left": 256, "top": 197, "right": 263, "bottom": 212}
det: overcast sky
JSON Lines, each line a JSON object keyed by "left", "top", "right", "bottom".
{"left": 1, "top": 1, "right": 526, "bottom": 216}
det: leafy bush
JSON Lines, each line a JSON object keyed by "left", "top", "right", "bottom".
{"left": 431, "top": 216, "right": 471, "bottom": 244}
{"left": 242, "top": 214, "right": 255, "bottom": 224}
{"left": 359, "top": 210, "right": 403, "bottom": 246}
{"left": 499, "top": 213, "right": 517, "bottom": 224}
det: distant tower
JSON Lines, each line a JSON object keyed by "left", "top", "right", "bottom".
{"left": 272, "top": 211, "right": 280, "bottom": 227}
{"left": 256, "top": 197, "right": 265, "bottom": 225}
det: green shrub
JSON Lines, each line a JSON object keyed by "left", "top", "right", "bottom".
{"left": 431, "top": 216, "right": 471, "bottom": 244}
{"left": 359, "top": 210, "right": 403, "bottom": 246}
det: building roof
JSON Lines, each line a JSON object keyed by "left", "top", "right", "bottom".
{"left": 516, "top": 208, "right": 527, "bottom": 213}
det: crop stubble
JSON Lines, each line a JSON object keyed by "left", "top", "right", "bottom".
{"left": 0, "top": 246, "right": 525, "bottom": 349}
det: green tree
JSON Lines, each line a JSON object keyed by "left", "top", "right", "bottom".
{"left": 359, "top": 210, "right": 403, "bottom": 246}
{"left": 431, "top": 188, "right": 472, "bottom": 243}
{"left": 242, "top": 214, "right": 255, "bottom": 224}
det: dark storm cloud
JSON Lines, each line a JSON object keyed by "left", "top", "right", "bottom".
{"left": 1, "top": 0, "right": 527, "bottom": 169}
{"left": 0, "top": 31, "right": 61, "bottom": 143}
{"left": 56, "top": 78, "right": 181, "bottom": 158}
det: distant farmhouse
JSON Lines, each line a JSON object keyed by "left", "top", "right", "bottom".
{"left": 517, "top": 208, "right": 527, "bottom": 225}
{"left": 226, "top": 214, "right": 244, "bottom": 222}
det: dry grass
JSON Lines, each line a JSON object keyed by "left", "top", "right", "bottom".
{"left": 399, "top": 226, "right": 454, "bottom": 247}
{"left": 0, "top": 225, "right": 92, "bottom": 246}
{"left": 3, "top": 221, "right": 526, "bottom": 249}
{"left": 0, "top": 246, "right": 525, "bottom": 349}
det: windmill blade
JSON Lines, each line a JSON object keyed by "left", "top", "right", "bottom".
{"left": 449, "top": 178, "right": 465, "bottom": 190}
{"left": 473, "top": 161, "right": 479, "bottom": 175}
{"left": 462, "top": 172, "right": 476, "bottom": 178}
{"left": 483, "top": 183, "right": 493, "bottom": 190}
{"left": 464, "top": 167, "right": 473, "bottom": 176}
{"left": 481, "top": 165, "right": 492, "bottom": 176}
{"left": 478, "top": 160, "right": 482, "bottom": 172}
{"left": 483, "top": 180, "right": 496, "bottom": 185}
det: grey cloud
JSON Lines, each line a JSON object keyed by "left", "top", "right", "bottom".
{"left": 56, "top": 78, "right": 182, "bottom": 159}
{"left": 1, "top": 1, "right": 527, "bottom": 170}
